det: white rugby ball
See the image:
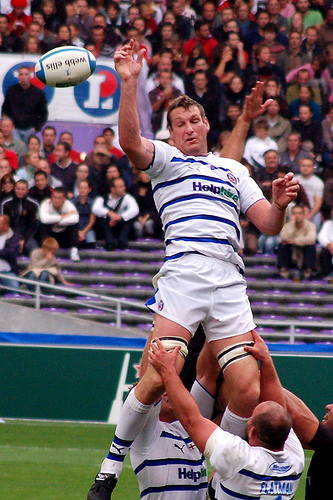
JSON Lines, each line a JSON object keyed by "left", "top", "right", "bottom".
{"left": 35, "top": 46, "right": 96, "bottom": 88}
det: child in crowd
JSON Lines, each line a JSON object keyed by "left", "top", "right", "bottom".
{"left": 21, "top": 237, "right": 72, "bottom": 290}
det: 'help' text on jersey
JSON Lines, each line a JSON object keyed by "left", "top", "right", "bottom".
{"left": 147, "top": 142, "right": 264, "bottom": 270}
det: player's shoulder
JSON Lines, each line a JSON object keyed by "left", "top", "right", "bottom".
{"left": 214, "top": 155, "right": 250, "bottom": 176}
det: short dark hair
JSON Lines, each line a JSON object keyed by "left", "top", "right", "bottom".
{"left": 34, "top": 169, "right": 48, "bottom": 179}
{"left": 52, "top": 186, "right": 67, "bottom": 196}
{"left": 43, "top": 126, "right": 56, "bottom": 136}
{"left": 57, "top": 141, "right": 71, "bottom": 153}
{"left": 15, "top": 179, "right": 28, "bottom": 188}
{"left": 167, "top": 95, "right": 206, "bottom": 128}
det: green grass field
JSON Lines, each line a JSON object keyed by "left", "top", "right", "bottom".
{"left": 0, "top": 419, "right": 312, "bottom": 499}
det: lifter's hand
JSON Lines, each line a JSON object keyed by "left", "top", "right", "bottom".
{"left": 244, "top": 330, "right": 271, "bottom": 363}
{"left": 114, "top": 39, "right": 146, "bottom": 81}
{"left": 272, "top": 172, "right": 299, "bottom": 210}
{"left": 148, "top": 338, "right": 180, "bottom": 379}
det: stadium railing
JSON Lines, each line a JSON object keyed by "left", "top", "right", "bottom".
{"left": 0, "top": 272, "right": 332, "bottom": 342}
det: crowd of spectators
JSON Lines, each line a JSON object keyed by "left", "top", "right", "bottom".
{"left": 3, "top": 0, "right": 333, "bottom": 284}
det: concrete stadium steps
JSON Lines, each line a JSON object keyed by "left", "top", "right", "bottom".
{"left": 5, "top": 241, "right": 333, "bottom": 337}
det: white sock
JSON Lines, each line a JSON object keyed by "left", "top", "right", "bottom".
{"left": 190, "top": 379, "right": 215, "bottom": 419}
{"left": 100, "top": 389, "right": 153, "bottom": 476}
{"left": 220, "top": 405, "right": 249, "bottom": 440}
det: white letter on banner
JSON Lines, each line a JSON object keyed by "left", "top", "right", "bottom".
{"left": 108, "top": 353, "right": 131, "bottom": 424}
{"left": 84, "top": 73, "right": 106, "bottom": 108}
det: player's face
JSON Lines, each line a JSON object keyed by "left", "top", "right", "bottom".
{"left": 323, "top": 404, "right": 333, "bottom": 428}
{"left": 169, "top": 106, "right": 210, "bottom": 156}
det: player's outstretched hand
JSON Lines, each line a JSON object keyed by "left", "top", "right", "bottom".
{"left": 272, "top": 172, "right": 299, "bottom": 209}
{"left": 114, "top": 39, "right": 146, "bottom": 81}
{"left": 244, "top": 330, "right": 271, "bottom": 363}
{"left": 148, "top": 338, "right": 180, "bottom": 379}
{"left": 241, "top": 81, "right": 273, "bottom": 123}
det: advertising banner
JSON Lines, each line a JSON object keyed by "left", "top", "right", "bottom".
{"left": 0, "top": 53, "right": 121, "bottom": 125}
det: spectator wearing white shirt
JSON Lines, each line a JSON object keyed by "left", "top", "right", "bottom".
{"left": 243, "top": 118, "right": 278, "bottom": 172}
{"left": 39, "top": 187, "right": 80, "bottom": 261}
{"left": 92, "top": 177, "right": 139, "bottom": 251}
{"left": 318, "top": 208, "right": 333, "bottom": 277}
{"left": 295, "top": 157, "right": 324, "bottom": 232}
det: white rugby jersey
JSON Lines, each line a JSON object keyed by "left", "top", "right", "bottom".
{"left": 147, "top": 141, "right": 265, "bottom": 271}
{"left": 209, "top": 428, "right": 304, "bottom": 499}
{"left": 130, "top": 401, "right": 208, "bottom": 499}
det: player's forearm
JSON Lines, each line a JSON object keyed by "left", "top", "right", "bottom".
{"left": 284, "top": 389, "right": 319, "bottom": 446}
{"left": 259, "top": 355, "right": 285, "bottom": 407}
{"left": 161, "top": 368, "right": 215, "bottom": 453}
{"left": 220, "top": 116, "right": 250, "bottom": 162}
{"left": 118, "top": 78, "right": 142, "bottom": 155}
{"left": 247, "top": 199, "right": 286, "bottom": 236}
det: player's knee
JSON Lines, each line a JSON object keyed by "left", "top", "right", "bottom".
{"left": 151, "top": 336, "right": 188, "bottom": 373}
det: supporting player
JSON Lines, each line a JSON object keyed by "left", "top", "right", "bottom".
{"left": 87, "top": 40, "right": 299, "bottom": 500}
{"left": 149, "top": 333, "right": 305, "bottom": 500}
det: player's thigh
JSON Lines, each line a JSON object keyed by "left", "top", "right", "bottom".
{"left": 209, "top": 332, "right": 260, "bottom": 395}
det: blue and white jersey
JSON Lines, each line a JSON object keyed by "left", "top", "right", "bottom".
{"left": 130, "top": 401, "right": 208, "bottom": 499}
{"left": 209, "top": 428, "right": 304, "bottom": 499}
{"left": 147, "top": 141, "right": 265, "bottom": 271}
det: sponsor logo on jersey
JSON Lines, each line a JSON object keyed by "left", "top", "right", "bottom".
{"left": 192, "top": 181, "right": 239, "bottom": 202}
{"left": 260, "top": 480, "right": 293, "bottom": 495}
{"left": 269, "top": 462, "right": 292, "bottom": 473}
{"left": 227, "top": 172, "right": 237, "bottom": 184}
{"left": 178, "top": 467, "right": 207, "bottom": 482}
{"left": 158, "top": 300, "right": 164, "bottom": 311}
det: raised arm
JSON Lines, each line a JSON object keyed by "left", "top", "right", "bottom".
{"left": 284, "top": 389, "right": 319, "bottom": 447}
{"left": 115, "top": 40, "right": 155, "bottom": 170}
{"left": 245, "top": 331, "right": 285, "bottom": 408}
{"left": 220, "top": 81, "right": 272, "bottom": 162}
{"left": 246, "top": 172, "right": 299, "bottom": 235}
{"left": 149, "top": 339, "right": 217, "bottom": 453}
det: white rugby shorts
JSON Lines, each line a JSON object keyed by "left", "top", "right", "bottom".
{"left": 146, "top": 253, "right": 256, "bottom": 342}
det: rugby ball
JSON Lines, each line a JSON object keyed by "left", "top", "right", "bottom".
{"left": 35, "top": 46, "right": 96, "bottom": 88}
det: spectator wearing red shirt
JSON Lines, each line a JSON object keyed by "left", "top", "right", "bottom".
{"left": 8, "top": 0, "right": 31, "bottom": 38}
{"left": 183, "top": 19, "right": 218, "bottom": 68}
{"left": 103, "top": 128, "right": 123, "bottom": 159}
{"left": 48, "top": 131, "right": 81, "bottom": 165}
{"left": 0, "top": 130, "right": 17, "bottom": 170}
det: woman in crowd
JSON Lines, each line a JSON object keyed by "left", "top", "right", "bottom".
{"left": 0, "top": 174, "right": 15, "bottom": 204}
